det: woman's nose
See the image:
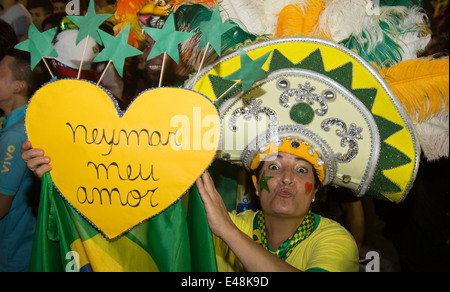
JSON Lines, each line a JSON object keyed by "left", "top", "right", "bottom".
{"left": 280, "top": 168, "right": 295, "bottom": 185}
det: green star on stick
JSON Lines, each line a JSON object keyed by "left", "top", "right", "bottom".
{"left": 143, "top": 13, "right": 195, "bottom": 64}
{"left": 199, "top": 6, "right": 237, "bottom": 56}
{"left": 224, "top": 48, "right": 271, "bottom": 93}
{"left": 14, "top": 24, "right": 58, "bottom": 71}
{"left": 67, "top": 0, "right": 113, "bottom": 45}
{"left": 93, "top": 25, "right": 143, "bottom": 78}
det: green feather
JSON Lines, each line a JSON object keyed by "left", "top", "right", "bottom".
{"left": 380, "top": 0, "right": 424, "bottom": 8}
{"left": 175, "top": 3, "right": 258, "bottom": 56}
{"left": 340, "top": 31, "right": 404, "bottom": 67}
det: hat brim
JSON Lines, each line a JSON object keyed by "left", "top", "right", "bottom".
{"left": 186, "top": 37, "right": 421, "bottom": 203}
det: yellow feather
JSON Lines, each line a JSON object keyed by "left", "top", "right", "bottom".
{"left": 276, "top": 1, "right": 330, "bottom": 39}
{"left": 276, "top": 5, "right": 304, "bottom": 37}
{"left": 302, "top": 0, "right": 325, "bottom": 36}
{"left": 380, "top": 57, "right": 449, "bottom": 122}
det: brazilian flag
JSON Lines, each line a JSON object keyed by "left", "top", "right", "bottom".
{"left": 29, "top": 173, "right": 217, "bottom": 272}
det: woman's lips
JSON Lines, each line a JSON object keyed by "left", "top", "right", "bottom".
{"left": 278, "top": 189, "right": 293, "bottom": 198}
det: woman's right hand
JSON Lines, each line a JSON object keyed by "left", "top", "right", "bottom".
{"left": 196, "top": 172, "right": 237, "bottom": 239}
{"left": 21, "top": 140, "right": 52, "bottom": 180}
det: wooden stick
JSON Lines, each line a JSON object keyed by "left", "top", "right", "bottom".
{"left": 41, "top": 57, "right": 54, "bottom": 78}
{"left": 217, "top": 80, "right": 240, "bottom": 99}
{"left": 77, "top": 35, "right": 90, "bottom": 79}
{"left": 159, "top": 52, "right": 167, "bottom": 87}
{"left": 192, "top": 43, "right": 210, "bottom": 85}
{"left": 97, "top": 60, "right": 112, "bottom": 85}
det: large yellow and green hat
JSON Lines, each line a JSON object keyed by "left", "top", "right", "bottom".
{"left": 186, "top": 37, "right": 421, "bottom": 203}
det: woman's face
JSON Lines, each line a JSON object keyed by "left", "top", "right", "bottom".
{"left": 256, "top": 152, "right": 317, "bottom": 220}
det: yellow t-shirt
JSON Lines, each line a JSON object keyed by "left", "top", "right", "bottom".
{"left": 214, "top": 210, "right": 359, "bottom": 272}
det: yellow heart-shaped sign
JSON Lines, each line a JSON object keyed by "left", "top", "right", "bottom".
{"left": 26, "top": 79, "right": 220, "bottom": 239}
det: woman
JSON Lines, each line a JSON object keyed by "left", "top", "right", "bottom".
{"left": 186, "top": 36, "right": 423, "bottom": 272}
{"left": 197, "top": 138, "right": 359, "bottom": 272}
{"left": 22, "top": 138, "right": 359, "bottom": 272}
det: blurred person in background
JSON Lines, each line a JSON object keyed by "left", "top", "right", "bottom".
{"left": 0, "top": 0, "right": 32, "bottom": 39}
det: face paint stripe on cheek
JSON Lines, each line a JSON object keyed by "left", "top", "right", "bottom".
{"left": 305, "top": 182, "right": 313, "bottom": 196}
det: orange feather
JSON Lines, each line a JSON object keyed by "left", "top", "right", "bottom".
{"left": 381, "top": 57, "right": 449, "bottom": 122}
{"left": 115, "top": 0, "right": 148, "bottom": 48}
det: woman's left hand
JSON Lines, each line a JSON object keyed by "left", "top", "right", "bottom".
{"left": 196, "top": 172, "right": 301, "bottom": 272}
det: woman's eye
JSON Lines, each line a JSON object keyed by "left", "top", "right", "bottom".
{"left": 268, "top": 164, "right": 279, "bottom": 170}
{"left": 297, "top": 167, "right": 308, "bottom": 174}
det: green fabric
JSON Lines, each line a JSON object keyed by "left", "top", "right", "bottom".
{"left": 187, "top": 185, "right": 218, "bottom": 272}
{"left": 208, "top": 160, "right": 241, "bottom": 212}
{"left": 29, "top": 173, "right": 64, "bottom": 272}
{"left": 30, "top": 173, "right": 217, "bottom": 272}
